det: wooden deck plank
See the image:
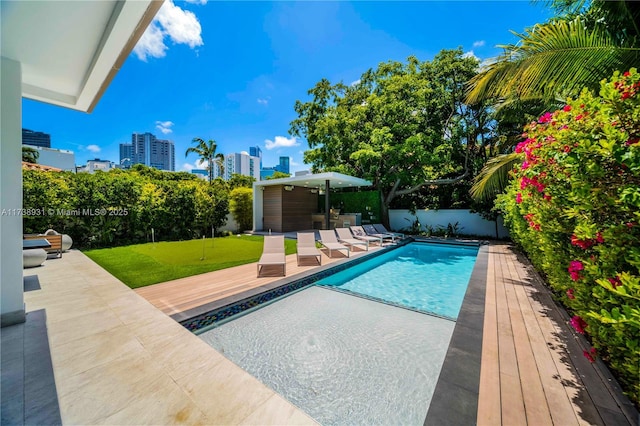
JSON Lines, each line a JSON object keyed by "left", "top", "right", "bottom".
{"left": 477, "top": 245, "right": 501, "bottom": 426}
{"left": 503, "top": 249, "right": 554, "bottom": 426}
{"left": 494, "top": 246, "right": 527, "bottom": 426}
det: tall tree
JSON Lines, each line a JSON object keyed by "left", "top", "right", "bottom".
{"left": 185, "top": 138, "right": 224, "bottom": 183}
{"left": 22, "top": 146, "right": 39, "bottom": 163}
{"left": 290, "top": 50, "right": 484, "bottom": 226}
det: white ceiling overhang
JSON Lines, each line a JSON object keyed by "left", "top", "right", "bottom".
{"left": 254, "top": 172, "right": 372, "bottom": 190}
{"left": 1, "top": 0, "right": 163, "bottom": 112}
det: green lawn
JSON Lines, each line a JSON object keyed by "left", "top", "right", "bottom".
{"left": 84, "top": 235, "right": 297, "bottom": 289}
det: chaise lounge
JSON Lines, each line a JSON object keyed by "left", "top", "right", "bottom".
{"left": 257, "top": 235, "right": 286, "bottom": 277}
{"left": 296, "top": 232, "right": 322, "bottom": 266}
{"left": 319, "top": 230, "right": 350, "bottom": 258}
{"left": 335, "top": 227, "right": 369, "bottom": 252}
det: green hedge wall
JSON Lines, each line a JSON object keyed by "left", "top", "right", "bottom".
{"left": 318, "top": 190, "right": 382, "bottom": 224}
{"left": 497, "top": 69, "right": 640, "bottom": 404}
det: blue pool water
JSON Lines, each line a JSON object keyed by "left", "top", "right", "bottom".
{"left": 198, "top": 242, "right": 480, "bottom": 425}
{"left": 316, "top": 242, "right": 478, "bottom": 319}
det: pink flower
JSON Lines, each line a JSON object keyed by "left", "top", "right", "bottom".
{"left": 563, "top": 105, "right": 572, "bottom": 112}
{"left": 570, "top": 271, "right": 581, "bottom": 281}
{"left": 569, "top": 260, "right": 584, "bottom": 272}
{"left": 583, "top": 347, "right": 597, "bottom": 363}
{"left": 595, "top": 232, "right": 604, "bottom": 243}
{"left": 570, "top": 316, "right": 588, "bottom": 334}
{"left": 566, "top": 288, "right": 575, "bottom": 299}
{"left": 623, "top": 71, "right": 630, "bottom": 77}
{"left": 543, "top": 194, "right": 552, "bottom": 201}
{"left": 538, "top": 112, "right": 552, "bottom": 123}
{"left": 521, "top": 161, "right": 530, "bottom": 170}
{"left": 575, "top": 114, "right": 584, "bottom": 121}
{"left": 516, "top": 193, "right": 522, "bottom": 204}
{"left": 608, "top": 276, "right": 622, "bottom": 289}
{"left": 626, "top": 137, "right": 639, "bottom": 146}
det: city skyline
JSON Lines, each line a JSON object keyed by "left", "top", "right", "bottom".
{"left": 22, "top": 1, "right": 552, "bottom": 174}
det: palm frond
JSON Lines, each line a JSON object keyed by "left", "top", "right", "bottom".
{"left": 466, "top": 18, "right": 640, "bottom": 103}
{"left": 470, "top": 152, "right": 523, "bottom": 201}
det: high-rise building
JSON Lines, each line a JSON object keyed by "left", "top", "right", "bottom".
{"left": 223, "top": 152, "right": 260, "bottom": 181}
{"left": 249, "top": 146, "right": 262, "bottom": 169}
{"left": 32, "top": 147, "right": 75, "bottom": 171}
{"left": 276, "top": 156, "right": 290, "bottom": 174}
{"left": 22, "top": 128, "right": 51, "bottom": 148}
{"left": 119, "top": 132, "right": 175, "bottom": 171}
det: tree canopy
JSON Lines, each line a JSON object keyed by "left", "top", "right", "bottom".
{"left": 185, "top": 137, "right": 225, "bottom": 183}
{"left": 290, "top": 49, "right": 484, "bottom": 225}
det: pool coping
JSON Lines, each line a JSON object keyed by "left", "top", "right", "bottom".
{"left": 423, "top": 242, "right": 489, "bottom": 425}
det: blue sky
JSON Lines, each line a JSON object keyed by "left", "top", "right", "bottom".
{"left": 22, "top": 1, "right": 552, "bottom": 173}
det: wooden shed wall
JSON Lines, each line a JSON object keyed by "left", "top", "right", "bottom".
{"left": 262, "top": 185, "right": 282, "bottom": 232}
{"left": 282, "top": 187, "right": 318, "bottom": 232}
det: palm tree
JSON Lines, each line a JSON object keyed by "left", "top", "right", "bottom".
{"left": 185, "top": 138, "right": 225, "bottom": 183}
{"left": 468, "top": 0, "right": 640, "bottom": 200}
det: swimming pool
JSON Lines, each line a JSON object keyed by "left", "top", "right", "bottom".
{"left": 198, "top": 241, "right": 481, "bottom": 425}
{"left": 316, "top": 243, "right": 478, "bottom": 319}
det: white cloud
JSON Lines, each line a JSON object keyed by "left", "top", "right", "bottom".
{"left": 463, "top": 50, "right": 479, "bottom": 61}
{"left": 257, "top": 98, "right": 269, "bottom": 106}
{"left": 265, "top": 136, "right": 300, "bottom": 150}
{"left": 350, "top": 79, "right": 361, "bottom": 87}
{"left": 86, "top": 144, "right": 101, "bottom": 153}
{"left": 133, "top": 0, "right": 203, "bottom": 61}
{"left": 290, "top": 157, "right": 300, "bottom": 166}
{"left": 155, "top": 120, "right": 174, "bottom": 134}
{"left": 472, "top": 40, "right": 485, "bottom": 48}
{"left": 185, "top": 0, "right": 208, "bottom": 4}
{"left": 181, "top": 159, "right": 206, "bottom": 172}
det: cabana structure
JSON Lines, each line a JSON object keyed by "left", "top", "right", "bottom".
{"left": 252, "top": 172, "right": 372, "bottom": 233}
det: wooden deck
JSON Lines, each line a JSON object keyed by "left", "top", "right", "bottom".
{"left": 136, "top": 241, "right": 637, "bottom": 425}
{"left": 135, "top": 247, "right": 371, "bottom": 317}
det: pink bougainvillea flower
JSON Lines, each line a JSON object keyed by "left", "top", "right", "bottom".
{"left": 521, "top": 161, "right": 530, "bottom": 170}
{"left": 563, "top": 145, "right": 572, "bottom": 153}
{"left": 569, "top": 271, "right": 581, "bottom": 281}
{"left": 538, "top": 112, "right": 553, "bottom": 123}
{"left": 595, "top": 232, "right": 604, "bottom": 243}
{"left": 569, "top": 260, "right": 584, "bottom": 272}
{"left": 626, "top": 222, "right": 636, "bottom": 228}
{"left": 563, "top": 105, "right": 572, "bottom": 112}
{"left": 575, "top": 114, "right": 584, "bottom": 121}
{"left": 516, "top": 193, "right": 522, "bottom": 204}
{"left": 608, "top": 276, "right": 622, "bottom": 289}
{"left": 566, "top": 288, "right": 575, "bottom": 299}
{"left": 623, "top": 71, "right": 631, "bottom": 77}
{"left": 570, "top": 316, "right": 588, "bottom": 334}
{"left": 583, "top": 348, "right": 597, "bottom": 363}
{"left": 625, "top": 137, "right": 639, "bottom": 146}
{"left": 543, "top": 194, "right": 552, "bottom": 201}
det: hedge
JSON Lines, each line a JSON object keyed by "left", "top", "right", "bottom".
{"left": 497, "top": 69, "right": 640, "bottom": 404}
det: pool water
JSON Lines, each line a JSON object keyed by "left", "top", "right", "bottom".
{"left": 316, "top": 243, "right": 478, "bottom": 319}
{"left": 200, "top": 286, "right": 455, "bottom": 425}
{"left": 198, "top": 242, "right": 479, "bottom": 425}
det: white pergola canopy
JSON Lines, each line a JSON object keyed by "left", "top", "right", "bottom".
{"left": 254, "top": 172, "right": 372, "bottom": 190}
{"left": 1, "top": 0, "right": 162, "bottom": 112}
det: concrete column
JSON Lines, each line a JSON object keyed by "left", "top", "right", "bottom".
{"left": 0, "top": 56, "right": 25, "bottom": 326}
{"left": 252, "top": 183, "right": 264, "bottom": 232}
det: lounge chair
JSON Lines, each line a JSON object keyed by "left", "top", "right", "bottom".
{"left": 362, "top": 224, "right": 396, "bottom": 244}
{"left": 350, "top": 226, "right": 383, "bottom": 246}
{"left": 335, "top": 227, "right": 369, "bottom": 251}
{"left": 373, "top": 223, "right": 405, "bottom": 239}
{"left": 296, "top": 232, "right": 322, "bottom": 266}
{"left": 318, "top": 230, "right": 350, "bottom": 258}
{"left": 257, "top": 235, "right": 286, "bottom": 277}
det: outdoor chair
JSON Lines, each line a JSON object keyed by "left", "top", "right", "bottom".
{"left": 257, "top": 235, "right": 286, "bottom": 277}
{"left": 350, "top": 225, "right": 384, "bottom": 246}
{"left": 362, "top": 224, "right": 396, "bottom": 244}
{"left": 318, "top": 230, "right": 350, "bottom": 258}
{"left": 335, "top": 227, "right": 369, "bottom": 252}
{"left": 373, "top": 223, "right": 405, "bottom": 239}
{"left": 296, "top": 232, "right": 322, "bottom": 266}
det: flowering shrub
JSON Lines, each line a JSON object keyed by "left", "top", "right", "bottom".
{"left": 497, "top": 69, "right": 640, "bottom": 404}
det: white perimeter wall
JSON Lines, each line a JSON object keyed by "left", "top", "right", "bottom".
{"left": 389, "top": 209, "right": 509, "bottom": 239}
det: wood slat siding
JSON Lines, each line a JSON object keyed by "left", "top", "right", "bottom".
{"left": 262, "top": 185, "right": 283, "bottom": 233}
{"left": 282, "top": 187, "right": 318, "bottom": 232}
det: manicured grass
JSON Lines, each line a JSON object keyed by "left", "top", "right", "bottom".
{"left": 84, "top": 235, "right": 297, "bottom": 289}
